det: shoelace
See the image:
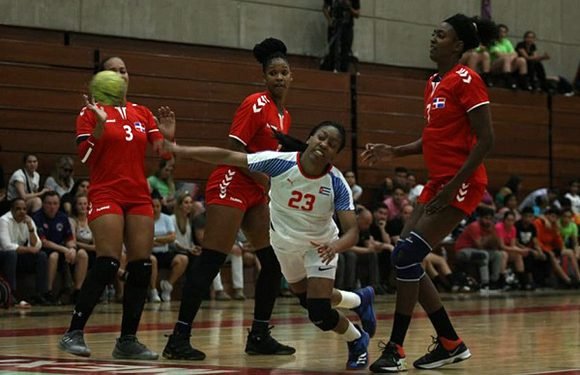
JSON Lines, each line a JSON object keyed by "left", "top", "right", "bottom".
{"left": 426, "top": 336, "right": 440, "bottom": 354}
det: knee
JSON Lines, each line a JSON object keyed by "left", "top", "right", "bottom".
{"left": 174, "top": 254, "right": 188, "bottom": 267}
{"left": 48, "top": 251, "right": 59, "bottom": 262}
{"left": 77, "top": 249, "right": 88, "bottom": 261}
{"left": 391, "top": 232, "right": 430, "bottom": 282}
{"left": 307, "top": 298, "right": 338, "bottom": 331}
{"left": 125, "top": 259, "right": 152, "bottom": 288}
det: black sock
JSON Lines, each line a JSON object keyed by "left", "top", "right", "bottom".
{"left": 252, "top": 246, "right": 282, "bottom": 327}
{"left": 121, "top": 259, "right": 151, "bottom": 337}
{"left": 390, "top": 312, "right": 412, "bottom": 346}
{"left": 434, "top": 275, "right": 451, "bottom": 291}
{"left": 69, "top": 256, "right": 119, "bottom": 332}
{"left": 174, "top": 249, "right": 227, "bottom": 335}
{"left": 428, "top": 307, "right": 458, "bottom": 340}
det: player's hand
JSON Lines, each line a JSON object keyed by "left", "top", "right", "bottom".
{"left": 361, "top": 143, "right": 395, "bottom": 166}
{"left": 65, "top": 248, "right": 76, "bottom": 264}
{"left": 311, "top": 240, "right": 337, "bottom": 265}
{"left": 425, "top": 184, "right": 455, "bottom": 215}
{"left": 157, "top": 106, "right": 176, "bottom": 141}
{"left": 83, "top": 95, "right": 107, "bottom": 125}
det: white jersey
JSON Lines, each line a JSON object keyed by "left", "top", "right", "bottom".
{"left": 247, "top": 151, "right": 354, "bottom": 248}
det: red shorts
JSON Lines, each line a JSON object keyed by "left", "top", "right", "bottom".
{"left": 418, "top": 177, "right": 485, "bottom": 215}
{"left": 205, "top": 167, "right": 267, "bottom": 211}
{"left": 87, "top": 191, "right": 153, "bottom": 222}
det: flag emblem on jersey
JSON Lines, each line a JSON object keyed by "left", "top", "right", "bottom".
{"left": 432, "top": 97, "right": 446, "bottom": 109}
{"left": 134, "top": 122, "right": 145, "bottom": 132}
{"left": 319, "top": 186, "right": 331, "bottom": 196}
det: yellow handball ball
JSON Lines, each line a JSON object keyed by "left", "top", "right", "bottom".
{"left": 89, "top": 70, "right": 127, "bottom": 105}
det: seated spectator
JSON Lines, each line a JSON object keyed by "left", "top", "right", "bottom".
{"left": 386, "top": 203, "right": 413, "bottom": 244}
{"left": 496, "top": 193, "right": 521, "bottom": 222}
{"left": 494, "top": 186, "right": 512, "bottom": 209}
{"left": 496, "top": 211, "right": 532, "bottom": 290}
{"left": 478, "top": 189, "right": 496, "bottom": 212}
{"left": 460, "top": 45, "right": 493, "bottom": 86}
{"left": 406, "top": 173, "right": 424, "bottom": 203}
{"left": 516, "top": 31, "right": 550, "bottom": 91}
{"left": 535, "top": 207, "right": 580, "bottom": 287}
{"left": 455, "top": 207, "right": 507, "bottom": 291}
{"left": 560, "top": 208, "right": 579, "bottom": 260}
{"left": 347, "top": 207, "right": 382, "bottom": 292}
{"left": 515, "top": 207, "right": 547, "bottom": 288}
{"left": 44, "top": 156, "right": 75, "bottom": 198}
{"left": 33, "top": 191, "right": 87, "bottom": 304}
{"left": 0, "top": 198, "right": 47, "bottom": 305}
{"left": 489, "top": 24, "right": 532, "bottom": 90}
{"left": 212, "top": 231, "right": 246, "bottom": 301}
{"left": 61, "top": 178, "right": 89, "bottom": 216}
{"left": 383, "top": 185, "right": 409, "bottom": 221}
{"left": 532, "top": 195, "right": 549, "bottom": 217}
{"left": 423, "top": 252, "right": 468, "bottom": 292}
{"left": 519, "top": 187, "right": 561, "bottom": 211}
{"left": 344, "top": 171, "right": 362, "bottom": 202}
{"left": 148, "top": 159, "right": 176, "bottom": 214}
{"left": 68, "top": 193, "right": 95, "bottom": 303}
{"left": 564, "top": 179, "right": 580, "bottom": 216}
{"left": 374, "top": 177, "right": 394, "bottom": 206}
{"left": 504, "top": 175, "right": 523, "bottom": 200}
{"left": 149, "top": 195, "right": 184, "bottom": 303}
{"left": 369, "top": 204, "right": 395, "bottom": 292}
{"left": 6, "top": 154, "right": 49, "bottom": 213}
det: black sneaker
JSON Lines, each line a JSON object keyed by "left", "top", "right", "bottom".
{"left": 369, "top": 341, "right": 406, "bottom": 373}
{"left": 162, "top": 333, "right": 206, "bottom": 360}
{"left": 59, "top": 330, "right": 91, "bottom": 357}
{"left": 245, "top": 326, "right": 296, "bottom": 355}
{"left": 112, "top": 335, "right": 158, "bottom": 360}
{"left": 413, "top": 336, "right": 471, "bottom": 370}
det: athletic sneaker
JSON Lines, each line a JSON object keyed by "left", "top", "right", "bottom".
{"left": 149, "top": 289, "right": 161, "bottom": 303}
{"left": 160, "top": 280, "right": 173, "bottom": 302}
{"left": 352, "top": 286, "right": 377, "bottom": 338}
{"left": 245, "top": 326, "right": 296, "bottom": 355}
{"left": 346, "top": 324, "right": 370, "bottom": 370}
{"left": 369, "top": 341, "right": 406, "bottom": 373}
{"left": 59, "top": 330, "right": 91, "bottom": 357}
{"left": 112, "top": 335, "right": 159, "bottom": 360}
{"left": 413, "top": 336, "right": 471, "bottom": 370}
{"left": 162, "top": 333, "right": 206, "bottom": 360}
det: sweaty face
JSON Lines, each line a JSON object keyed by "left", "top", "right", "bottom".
{"left": 264, "top": 58, "right": 292, "bottom": 99}
{"left": 103, "top": 57, "right": 129, "bottom": 86}
{"left": 42, "top": 196, "right": 60, "bottom": 218}
{"left": 430, "top": 22, "right": 462, "bottom": 62}
{"left": 305, "top": 126, "right": 343, "bottom": 164}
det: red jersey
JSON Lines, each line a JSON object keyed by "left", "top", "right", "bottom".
{"left": 76, "top": 102, "right": 163, "bottom": 203}
{"left": 454, "top": 220, "right": 497, "bottom": 252}
{"left": 209, "top": 91, "right": 291, "bottom": 192}
{"left": 422, "top": 64, "right": 489, "bottom": 185}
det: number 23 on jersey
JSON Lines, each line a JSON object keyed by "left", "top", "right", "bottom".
{"left": 288, "top": 190, "right": 316, "bottom": 211}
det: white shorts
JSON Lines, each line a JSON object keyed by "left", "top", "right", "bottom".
{"left": 271, "top": 236, "right": 338, "bottom": 284}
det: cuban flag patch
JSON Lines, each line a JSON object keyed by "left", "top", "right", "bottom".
{"left": 319, "top": 186, "right": 332, "bottom": 196}
{"left": 432, "top": 97, "right": 446, "bottom": 109}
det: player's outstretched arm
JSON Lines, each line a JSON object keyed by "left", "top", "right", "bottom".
{"left": 165, "top": 141, "right": 248, "bottom": 168}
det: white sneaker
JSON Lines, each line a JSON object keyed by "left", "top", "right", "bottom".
{"left": 160, "top": 280, "right": 173, "bottom": 302}
{"left": 149, "top": 288, "right": 161, "bottom": 303}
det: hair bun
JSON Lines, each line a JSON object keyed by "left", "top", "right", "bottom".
{"left": 253, "top": 38, "right": 287, "bottom": 65}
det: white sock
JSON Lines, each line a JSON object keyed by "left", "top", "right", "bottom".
{"left": 334, "top": 290, "right": 361, "bottom": 309}
{"left": 341, "top": 321, "right": 362, "bottom": 342}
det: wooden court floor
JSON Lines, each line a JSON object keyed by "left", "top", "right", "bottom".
{"left": 1, "top": 291, "right": 580, "bottom": 374}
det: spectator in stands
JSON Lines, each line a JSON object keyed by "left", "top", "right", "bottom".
{"left": 61, "top": 178, "right": 90, "bottom": 216}
{"left": 369, "top": 204, "right": 395, "bottom": 293}
{"left": 495, "top": 211, "right": 532, "bottom": 290}
{"left": 211, "top": 232, "right": 246, "bottom": 301}
{"left": 44, "top": 156, "right": 75, "bottom": 198}
{"left": 148, "top": 159, "right": 176, "bottom": 214}
{"left": 516, "top": 31, "right": 550, "bottom": 91}
{"left": 0, "top": 198, "right": 47, "bottom": 305}
{"left": 383, "top": 186, "right": 409, "bottom": 221}
{"left": 455, "top": 207, "right": 507, "bottom": 291}
{"left": 6, "top": 154, "right": 49, "bottom": 213}
{"left": 560, "top": 208, "right": 579, "bottom": 260}
{"left": 322, "top": 0, "right": 360, "bottom": 73}
{"left": 392, "top": 166, "right": 410, "bottom": 191}
{"left": 68, "top": 193, "right": 95, "bottom": 303}
{"left": 515, "top": 207, "right": 546, "bottom": 288}
{"left": 344, "top": 171, "right": 362, "bottom": 202}
{"left": 496, "top": 193, "right": 521, "bottom": 221}
{"left": 519, "top": 187, "right": 561, "bottom": 211}
{"left": 374, "top": 176, "right": 394, "bottom": 206}
{"left": 564, "top": 179, "right": 580, "bottom": 216}
{"left": 478, "top": 189, "right": 496, "bottom": 212}
{"left": 348, "top": 207, "right": 382, "bottom": 292}
{"left": 423, "top": 252, "right": 468, "bottom": 293}
{"left": 386, "top": 203, "right": 413, "bottom": 244}
{"left": 489, "top": 24, "right": 532, "bottom": 90}
{"left": 534, "top": 207, "right": 580, "bottom": 287}
{"left": 494, "top": 186, "right": 512, "bottom": 209}
{"left": 504, "top": 175, "right": 523, "bottom": 200}
{"left": 33, "top": 191, "right": 87, "bottom": 304}
{"left": 460, "top": 46, "right": 493, "bottom": 86}
{"left": 407, "top": 173, "right": 424, "bottom": 203}
{"left": 150, "top": 194, "right": 187, "bottom": 303}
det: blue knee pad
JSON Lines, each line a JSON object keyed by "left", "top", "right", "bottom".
{"left": 307, "top": 298, "right": 339, "bottom": 331}
{"left": 391, "top": 231, "right": 432, "bottom": 282}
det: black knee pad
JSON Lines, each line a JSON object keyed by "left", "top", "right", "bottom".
{"left": 125, "top": 259, "right": 152, "bottom": 288}
{"left": 307, "top": 298, "right": 339, "bottom": 331}
{"left": 94, "top": 256, "right": 120, "bottom": 284}
{"left": 295, "top": 292, "right": 308, "bottom": 309}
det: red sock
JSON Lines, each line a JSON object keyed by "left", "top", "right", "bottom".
{"left": 439, "top": 336, "right": 462, "bottom": 351}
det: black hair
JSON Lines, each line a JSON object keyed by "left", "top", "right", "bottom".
{"left": 521, "top": 206, "right": 534, "bottom": 215}
{"left": 545, "top": 206, "right": 561, "bottom": 216}
{"left": 444, "top": 14, "right": 499, "bottom": 51}
{"left": 22, "top": 153, "right": 37, "bottom": 164}
{"left": 69, "top": 178, "right": 90, "bottom": 198}
{"left": 504, "top": 175, "right": 522, "bottom": 195}
{"left": 42, "top": 190, "right": 60, "bottom": 202}
{"left": 503, "top": 210, "right": 516, "bottom": 220}
{"left": 151, "top": 190, "right": 163, "bottom": 201}
{"left": 253, "top": 38, "right": 289, "bottom": 71}
{"left": 523, "top": 30, "right": 535, "bottom": 39}
{"left": 98, "top": 56, "right": 122, "bottom": 72}
{"left": 394, "top": 166, "right": 409, "bottom": 175}
{"left": 497, "top": 24, "right": 509, "bottom": 31}
{"left": 273, "top": 121, "right": 346, "bottom": 153}
{"left": 476, "top": 206, "right": 495, "bottom": 218}
{"left": 502, "top": 193, "right": 516, "bottom": 205}
{"left": 10, "top": 198, "right": 25, "bottom": 209}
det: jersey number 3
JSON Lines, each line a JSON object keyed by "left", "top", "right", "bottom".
{"left": 288, "top": 190, "right": 316, "bottom": 211}
{"left": 123, "top": 125, "right": 134, "bottom": 141}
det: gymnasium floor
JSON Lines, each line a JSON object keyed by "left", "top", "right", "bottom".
{"left": 1, "top": 291, "right": 580, "bottom": 374}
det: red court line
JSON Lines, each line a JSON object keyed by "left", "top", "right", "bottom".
{"left": 2, "top": 303, "right": 580, "bottom": 338}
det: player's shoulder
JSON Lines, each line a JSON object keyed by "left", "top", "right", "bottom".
{"left": 328, "top": 167, "right": 348, "bottom": 184}
{"left": 450, "top": 65, "right": 484, "bottom": 86}
{"left": 241, "top": 91, "right": 272, "bottom": 112}
{"left": 126, "top": 101, "right": 153, "bottom": 114}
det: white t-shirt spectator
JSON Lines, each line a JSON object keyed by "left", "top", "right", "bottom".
{"left": 565, "top": 192, "right": 580, "bottom": 215}
{"left": 153, "top": 213, "right": 175, "bottom": 253}
{"left": 44, "top": 176, "right": 74, "bottom": 197}
{"left": 171, "top": 214, "right": 193, "bottom": 250}
{"left": 7, "top": 169, "right": 40, "bottom": 201}
{"left": 0, "top": 211, "right": 41, "bottom": 252}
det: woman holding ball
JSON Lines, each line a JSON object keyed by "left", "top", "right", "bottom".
{"left": 58, "top": 56, "right": 175, "bottom": 360}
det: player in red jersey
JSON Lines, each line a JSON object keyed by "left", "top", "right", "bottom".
{"left": 162, "top": 38, "right": 296, "bottom": 360}
{"left": 59, "top": 57, "right": 175, "bottom": 360}
{"left": 363, "top": 14, "right": 498, "bottom": 373}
